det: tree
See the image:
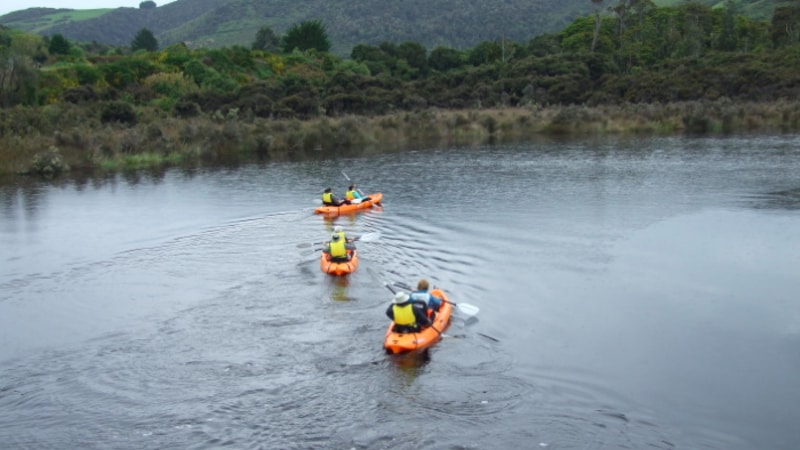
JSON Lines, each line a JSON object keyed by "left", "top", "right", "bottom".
{"left": 48, "top": 33, "right": 71, "bottom": 55}
{"left": 139, "top": 1, "right": 156, "bottom": 9}
{"left": 717, "top": 0, "right": 738, "bottom": 51}
{"left": 252, "top": 26, "right": 280, "bottom": 52}
{"left": 0, "top": 33, "right": 44, "bottom": 106}
{"left": 591, "top": 0, "right": 605, "bottom": 52}
{"left": 281, "top": 20, "right": 331, "bottom": 53}
{"left": 771, "top": 3, "right": 800, "bottom": 48}
{"left": 468, "top": 41, "right": 503, "bottom": 66}
{"left": 428, "top": 46, "right": 466, "bottom": 72}
{"left": 131, "top": 28, "right": 158, "bottom": 52}
{"left": 397, "top": 41, "right": 429, "bottom": 77}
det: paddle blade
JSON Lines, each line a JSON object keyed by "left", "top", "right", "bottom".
{"left": 456, "top": 302, "right": 480, "bottom": 317}
{"left": 357, "top": 231, "right": 381, "bottom": 242}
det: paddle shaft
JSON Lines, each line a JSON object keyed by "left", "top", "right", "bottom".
{"left": 300, "top": 231, "right": 379, "bottom": 251}
{"left": 393, "top": 281, "right": 469, "bottom": 309}
{"left": 384, "top": 277, "right": 491, "bottom": 340}
{"left": 341, "top": 171, "right": 366, "bottom": 197}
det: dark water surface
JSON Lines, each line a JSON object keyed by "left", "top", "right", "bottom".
{"left": 1, "top": 135, "right": 799, "bottom": 449}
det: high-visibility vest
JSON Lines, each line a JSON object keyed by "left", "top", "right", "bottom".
{"left": 392, "top": 303, "right": 416, "bottom": 326}
{"left": 322, "top": 192, "right": 333, "bottom": 204}
{"left": 329, "top": 239, "right": 347, "bottom": 258}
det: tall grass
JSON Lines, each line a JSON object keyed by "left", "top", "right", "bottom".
{"left": 3, "top": 100, "right": 800, "bottom": 176}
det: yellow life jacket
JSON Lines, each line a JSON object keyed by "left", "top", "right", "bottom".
{"left": 392, "top": 303, "right": 416, "bottom": 326}
{"left": 329, "top": 239, "right": 347, "bottom": 258}
{"left": 345, "top": 190, "right": 356, "bottom": 200}
{"left": 322, "top": 192, "right": 333, "bottom": 204}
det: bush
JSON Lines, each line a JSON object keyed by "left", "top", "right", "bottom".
{"left": 173, "top": 100, "right": 201, "bottom": 118}
{"left": 100, "top": 101, "right": 137, "bottom": 125}
{"left": 26, "top": 146, "right": 70, "bottom": 177}
{"left": 63, "top": 85, "right": 98, "bottom": 104}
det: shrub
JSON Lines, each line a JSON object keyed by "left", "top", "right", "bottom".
{"left": 26, "top": 146, "right": 70, "bottom": 177}
{"left": 63, "top": 85, "right": 98, "bottom": 104}
{"left": 143, "top": 72, "right": 198, "bottom": 98}
{"left": 100, "top": 101, "right": 137, "bottom": 125}
{"left": 173, "top": 100, "right": 201, "bottom": 118}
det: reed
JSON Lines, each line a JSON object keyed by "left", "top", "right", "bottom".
{"left": 3, "top": 100, "right": 800, "bottom": 176}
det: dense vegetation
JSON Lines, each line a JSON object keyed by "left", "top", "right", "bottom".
{"left": 3, "top": 0, "right": 800, "bottom": 176}
{"left": 1, "top": 0, "right": 595, "bottom": 55}
{"left": 0, "top": 0, "right": 779, "bottom": 57}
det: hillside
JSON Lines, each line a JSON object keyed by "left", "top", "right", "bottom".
{"left": 1, "top": 0, "right": 595, "bottom": 55}
{"left": 0, "top": 0, "right": 779, "bottom": 55}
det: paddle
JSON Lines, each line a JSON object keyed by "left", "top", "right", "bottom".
{"left": 389, "top": 277, "right": 497, "bottom": 342}
{"left": 392, "top": 281, "right": 480, "bottom": 317}
{"left": 296, "top": 231, "right": 381, "bottom": 249}
{"left": 341, "top": 170, "right": 367, "bottom": 198}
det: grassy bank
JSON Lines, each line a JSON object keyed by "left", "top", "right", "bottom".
{"left": 3, "top": 99, "right": 800, "bottom": 177}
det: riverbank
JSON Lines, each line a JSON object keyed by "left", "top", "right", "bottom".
{"left": 3, "top": 99, "right": 799, "bottom": 176}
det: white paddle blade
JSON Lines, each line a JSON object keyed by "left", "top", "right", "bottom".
{"left": 357, "top": 231, "right": 381, "bottom": 242}
{"left": 456, "top": 303, "right": 480, "bottom": 317}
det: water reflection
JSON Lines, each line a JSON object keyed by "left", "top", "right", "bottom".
{"left": 329, "top": 276, "right": 352, "bottom": 302}
{"left": 747, "top": 187, "right": 800, "bottom": 210}
{"left": 387, "top": 350, "right": 431, "bottom": 383}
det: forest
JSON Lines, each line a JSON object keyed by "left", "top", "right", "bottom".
{"left": 2, "top": 0, "right": 800, "bottom": 176}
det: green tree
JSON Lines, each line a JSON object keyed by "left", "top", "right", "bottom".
{"left": 771, "top": 3, "right": 800, "bottom": 48}
{"left": 139, "top": 1, "right": 156, "bottom": 9}
{"left": 281, "top": 20, "right": 331, "bottom": 53}
{"left": 428, "top": 46, "right": 466, "bottom": 72}
{"left": 717, "top": 0, "right": 738, "bottom": 51}
{"left": 351, "top": 43, "right": 393, "bottom": 75}
{"left": 468, "top": 41, "right": 503, "bottom": 66}
{"left": 252, "top": 26, "right": 280, "bottom": 52}
{"left": 0, "top": 33, "right": 44, "bottom": 106}
{"left": 48, "top": 33, "right": 71, "bottom": 55}
{"left": 396, "top": 41, "right": 428, "bottom": 77}
{"left": 591, "top": 0, "right": 605, "bottom": 52}
{"left": 131, "top": 28, "right": 158, "bottom": 52}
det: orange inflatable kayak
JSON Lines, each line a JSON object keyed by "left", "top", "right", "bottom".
{"left": 320, "top": 248, "right": 358, "bottom": 276}
{"left": 315, "top": 193, "right": 383, "bottom": 216}
{"left": 383, "top": 288, "right": 452, "bottom": 354}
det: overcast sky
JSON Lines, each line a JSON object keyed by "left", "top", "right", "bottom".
{"left": 1, "top": 1, "right": 177, "bottom": 17}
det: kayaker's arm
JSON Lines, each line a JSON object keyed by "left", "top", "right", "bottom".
{"left": 414, "top": 306, "right": 432, "bottom": 328}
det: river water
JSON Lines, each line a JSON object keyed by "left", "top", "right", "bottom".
{"left": 1, "top": 134, "right": 799, "bottom": 449}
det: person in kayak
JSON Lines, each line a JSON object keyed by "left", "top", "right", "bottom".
{"left": 322, "top": 187, "right": 350, "bottom": 206}
{"left": 386, "top": 291, "right": 431, "bottom": 333}
{"left": 323, "top": 232, "right": 352, "bottom": 262}
{"left": 409, "top": 279, "right": 443, "bottom": 320}
{"left": 332, "top": 225, "right": 352, "bottom": 243}
{"left": 345, "top": 184, "right": 371, "bottom": 203}
{"left": 332, "top": 226, "right": 358, "bottom": 249}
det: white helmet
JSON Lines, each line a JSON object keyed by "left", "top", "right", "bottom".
{"left": 393, "top": 292, "right": 410, "bottom": 304}
{"left": 333, "top": 225, "right": 344, "bottom": 233}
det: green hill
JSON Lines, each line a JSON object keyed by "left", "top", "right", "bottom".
{"left": 0, "top": 0, "right": 778, "bottom": 55}
{"left": 0, "top": 0, "right": 602, "bottom": 54}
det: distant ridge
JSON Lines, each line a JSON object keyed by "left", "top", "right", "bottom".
{"left": 0, "top": 0, "right": 776, "bottom": 55}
